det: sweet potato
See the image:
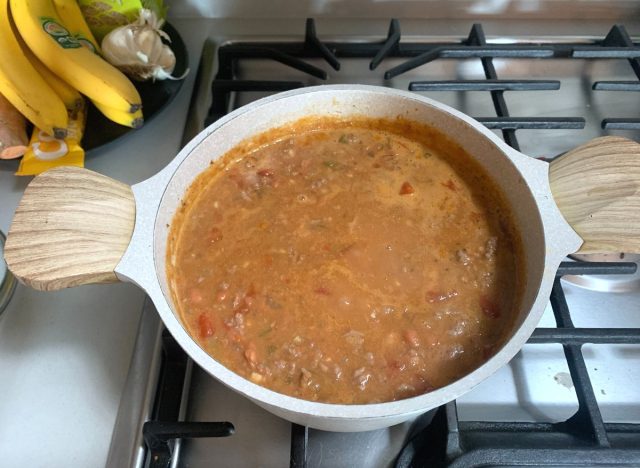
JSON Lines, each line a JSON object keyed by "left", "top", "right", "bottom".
{"left": 0, "top": 92, "right": 28, "bottom": 159}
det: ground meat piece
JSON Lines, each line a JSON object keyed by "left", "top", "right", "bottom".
{"left": 300, "top": 368, "right": 313, "bottom": 387}
{"left": 456, "top": 249, "right": 471, "bottom": 265}
{"left": 353, "top": 367, "right": 372, "bottom": 390}
{"left": 344, "top": 330, "right": 365, "bottom": 347}
{"left": 485, "top": 237, "right": 497, "bottom": 260}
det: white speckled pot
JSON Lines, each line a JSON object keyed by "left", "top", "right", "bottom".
{"left": 115, "top": 85, "right": 581, "bottom": 432}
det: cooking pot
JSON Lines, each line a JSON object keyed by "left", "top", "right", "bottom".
{"left": 5, "top": 85, "right": 640, "bottom": 431}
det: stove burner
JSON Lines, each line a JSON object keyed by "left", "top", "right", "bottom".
{"left": 134, "top": 19, "right": 640, "bottom": 468}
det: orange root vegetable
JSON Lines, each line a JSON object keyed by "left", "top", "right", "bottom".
{"left": 0, "top": 92, "right": 28, "bottom": 159}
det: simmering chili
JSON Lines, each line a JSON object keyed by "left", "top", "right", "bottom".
{"left": 167, "top": 117, "right": 522, "bottom": 404}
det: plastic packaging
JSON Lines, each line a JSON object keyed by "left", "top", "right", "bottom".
{"left": 16, "top": 100, "right": 86, "bottom": 176}
{"left": 77, "top": 0, "right": 166, "bottom": 41}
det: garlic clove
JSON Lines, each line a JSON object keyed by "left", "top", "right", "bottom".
{"left": 135, "top": 51, "right": 149, "bottom": 65}
{"left": 137, "top": 29, "right": 161, "bottom": 63}
{"left": 157, "top": 47, "right": 176, "bottom": 72}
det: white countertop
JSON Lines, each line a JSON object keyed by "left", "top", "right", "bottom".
{"left": 0, "top": 18, "right": 208, "bottom": 468}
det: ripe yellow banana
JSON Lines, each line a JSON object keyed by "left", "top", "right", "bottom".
{"left": 52, "top": 0, "right": 101, "bottom": 54}
{"left": 11, "top": 0, "right": 141, "bottom": 113}
{"left": 21, "top": 38, "right": 83, "bottom": 113}
{"left": 0, "top": 0, "right": 67, "bottom": 138}
{"left": 91, "top": 100, "right": 144, "bottom": 129}
{"left": 8, "top": 1, "right": 81, "bottom": 113}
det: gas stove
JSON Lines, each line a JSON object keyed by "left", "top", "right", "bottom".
{"left": 106, "top": 20, "right": 640, "bottom": 468}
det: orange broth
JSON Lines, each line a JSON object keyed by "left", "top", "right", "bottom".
{"left": 167, "top": 117, "right": 523, "bottom": 404}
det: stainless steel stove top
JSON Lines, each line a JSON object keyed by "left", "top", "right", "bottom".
{"left": 107, "top": 22, "right": 640, "bottom": 468}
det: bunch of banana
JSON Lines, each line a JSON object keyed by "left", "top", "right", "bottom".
{"left": 0, "top": 0, "right": 68, "bottom": 138}
{"left": 0, "top": 0, "right": 143, "bottom": 136}
{"left": 47, "top": 0, "right": 143, "bottom": 128}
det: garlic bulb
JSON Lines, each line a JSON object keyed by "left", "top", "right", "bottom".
{"left": 101, "top": 9, "right": 187, "bottom": 81}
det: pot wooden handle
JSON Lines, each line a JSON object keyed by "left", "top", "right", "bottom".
{"left": 549, "top": 136, "right": 640, "bottom": 254}
{"left": 4, "top": 166, "right": 135, "bottom": 291}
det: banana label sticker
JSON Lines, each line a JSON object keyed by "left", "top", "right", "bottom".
{"left": 75, "top": 35, "right": 98, "bottom": 54}
{"left": 40, "top": 17, "right": 82, "bottom": 49}
{"left": 31, "top": 132, "right": 68, "bottom": 160}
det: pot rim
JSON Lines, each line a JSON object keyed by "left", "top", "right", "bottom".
{"left": 117, "top": 84, "right": 582, "bottom": 422}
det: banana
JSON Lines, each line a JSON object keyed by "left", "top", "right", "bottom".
{"left": 11, "top": 0, "right": 141, "bottom": 113}
{"left": 8, "top": 0, "right": 82, "bottom": 113}
{"left": 0, "top": 0, "right": 67, "bottom": 138}
{"left": 52, "top": 0, "right": 101, "bottom": 55}
{"left": 66, "top": 96, "right": 87, "bottom": 142}
{"left": 21, "top": 38, "right": 83, "bottom": 113}
{"left": 91, "top": 100, "right": 144, "bottom": 129}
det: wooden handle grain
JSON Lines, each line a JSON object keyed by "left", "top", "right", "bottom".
{"left": 4, "top": 166, "right": 135, "bottom": 291}
{"left": 549, "top": 136, "right": 640, "bottom": 254}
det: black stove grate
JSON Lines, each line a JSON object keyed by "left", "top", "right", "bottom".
{"left": 143, "top": 20, "right": 640, "bottom": 468}
{"left": 393, "top": 265, "right": 640, "bottom": 468}
{"left": 207, "top": 21, "right": 640, "bottom": 140}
